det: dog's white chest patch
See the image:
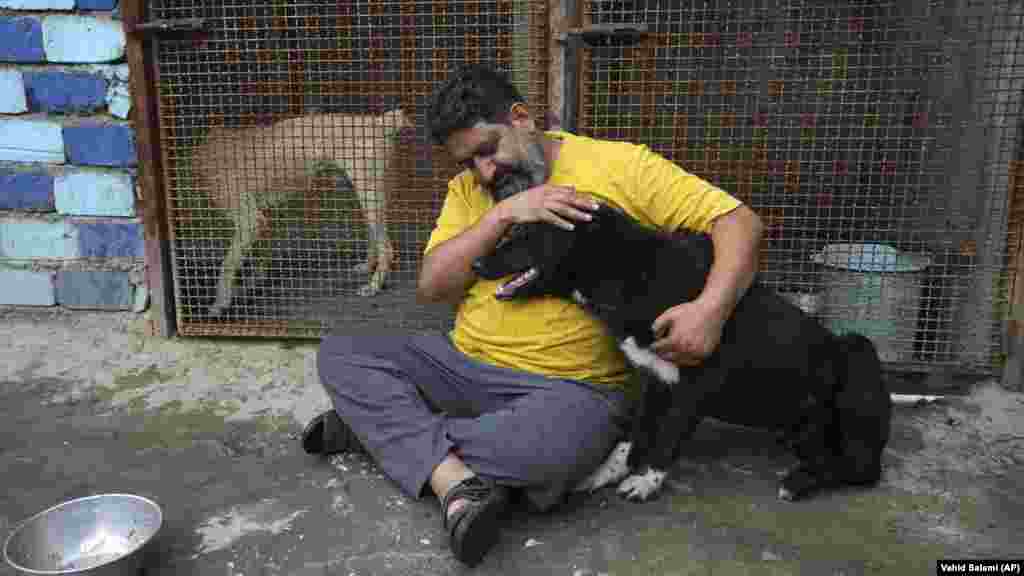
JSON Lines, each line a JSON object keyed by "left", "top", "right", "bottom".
{"left": 619, "top": 336, "right": 680, "bottom": 385}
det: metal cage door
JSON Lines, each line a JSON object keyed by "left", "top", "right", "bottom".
{"left": 142, "top": 0, "right": 551, "bottom": 338}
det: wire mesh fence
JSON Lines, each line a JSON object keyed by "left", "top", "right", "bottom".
{"left": 577, "top": 0, "right": 1024, "bottom": 374}
{"left": 149, "top": 0, "right": 550, "bottom": 337}
{"left": 147, "top": 0, "right": 1022, "bottom": 374}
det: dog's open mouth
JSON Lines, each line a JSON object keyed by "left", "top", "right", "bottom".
{"left": 495, "top": 267, "right": 538, "bottom": 299}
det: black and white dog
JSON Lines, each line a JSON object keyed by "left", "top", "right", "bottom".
{"left": 472, "top": 200, "right": 892, "bottom": 502}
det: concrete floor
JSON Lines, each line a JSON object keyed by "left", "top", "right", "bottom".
{"left": 1, "top": 306, "right": 1021, "bottom": 575}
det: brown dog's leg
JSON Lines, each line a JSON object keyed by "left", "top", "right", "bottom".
{"left": 351, "top": 166, "right": 393, "bottom": 297}
{"left": 210, "top": 226, "right": 251, "bottom": 317}
{"left": 360, "top": 221, "right": 393, "bottom": 296}
{"left": 209, "top": 206, "right": 269, "bottom": 317}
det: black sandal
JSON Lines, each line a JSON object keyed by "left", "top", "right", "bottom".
{"left": 300, "top": 410, "right": 365, "bottom": 456}
{"left": 441, "top": 476, "right": 509, "bottom": 567}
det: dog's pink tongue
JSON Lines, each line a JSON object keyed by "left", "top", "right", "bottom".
{"left": 495, "top": 268, "right": 537, "bottom": 298}
{"left": 495, "top": 283, "right": 514, "bottom": 299}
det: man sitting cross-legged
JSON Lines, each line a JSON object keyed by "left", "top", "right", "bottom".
{"left": 302, "top": 63, "right": 764, "bottom": 567}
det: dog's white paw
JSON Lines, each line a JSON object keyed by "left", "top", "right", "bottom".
{"left": 357, "top": 280, "right": 382, "bottom": 297}
{"left": 573, "top": 441, "right": 632, "bottom": 493}
{"left": 354, "top": 265, "right": 386, "bottom": 297}
{"left": 208, "top": 296, "right": 229, "bottom": 318}
{"left": 617, "top": 467, "right": 667, "bottom": 501}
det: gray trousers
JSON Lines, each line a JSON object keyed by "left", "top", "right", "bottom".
{"left": 316, "top": 330, "right": 629, "bottom": 512}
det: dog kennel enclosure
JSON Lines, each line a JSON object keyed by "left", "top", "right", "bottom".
{"left": 123, "top": 0, "right": 1024, "bottom": 384}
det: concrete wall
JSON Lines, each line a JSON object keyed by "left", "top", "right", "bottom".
{"left": 0, "top": 0, "right": 145, "bottom": 310}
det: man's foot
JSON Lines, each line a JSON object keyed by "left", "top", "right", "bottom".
{"left": 441, "top": 475, "right": 509, "bottom": 567}
{"left": 301, "top": 410, "right": 366, "bottom": 456}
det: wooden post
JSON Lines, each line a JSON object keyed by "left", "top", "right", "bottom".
{"left": 122, "top": 0, "right": 176, "bottom": 337}
{"left": 548, "top": 0, "right": 568, "bottom": 124}
{"left": 512, "top": 0, "right": 531, "bottom": 100}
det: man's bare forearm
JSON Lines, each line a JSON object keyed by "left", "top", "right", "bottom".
{"left": 417, "top": 207, "right": 513, "bottom": 304}
{"left": 697, "top": 204, "right": 764, "bottom": 321}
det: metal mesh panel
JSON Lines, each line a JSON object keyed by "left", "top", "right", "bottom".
{"left": 150, "top": 0, "right": 549, "bottom": 337}
{"left": 578, "top": 0, "right": 1024, "bottom": 374}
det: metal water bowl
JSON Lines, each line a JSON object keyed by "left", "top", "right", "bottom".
{"left": 3, "top": 494, "right": 162, "bottom": 575}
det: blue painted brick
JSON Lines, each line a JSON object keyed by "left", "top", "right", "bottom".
{"left": 77, "top": 0, "right": 118, "bottom": 9}
{"left": 56, "top": 270, "right": 133, "bottom": 309}
{"left": 0, "top": 171, "right": 53, "bottom": 210}
{"left": 74, "top": 221, "right": 142, "bottom": 257}
{"left": 24, "top": 71, "right": 108, "bottom": 114}
{"left": 0, "top": 268, "right": 55, "bottom": 306}
{"left": 0, "top": 219, "right": 77, "bottom": 258}
{"left": 63, "top": 124, "right": 137, "bottom": 168}
{"left": 0, "top": 17, "right": 45, "bottom": 63}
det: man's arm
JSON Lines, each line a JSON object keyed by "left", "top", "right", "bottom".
{"left": 417, "top": 208, "right": 512, "bottom": 305}
{"left": 698, "top": 203, "right": 764, "bottom": 322}
{"left": 625, "top": 140, "right": 765, "bottom": 364}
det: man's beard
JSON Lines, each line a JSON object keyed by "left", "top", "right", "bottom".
{"left": 489, "top": 139, "right": 548, "bottom": 202}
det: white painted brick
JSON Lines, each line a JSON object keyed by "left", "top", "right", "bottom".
{"left": 107, "top": 82, "right": 131, "bottom": 119}
{"left": 54, "top": 169, "right": 135, "bottom": 216}
{"left": 42, "top": 15, "right": 125, "bottom": 63}
{"left": 0, "top": 118, "right": 64, "bottom": 163}
{"left": 0, "top": 70, "right": 28, "bottom": 114}
{"left": 0, "top": 0, "right": 73, "bottom": 7}
{"left": 0, "top": 268, "right": 55, "bottom": 306}
{"left": 132, "top": 282, "right": 148, "bottom": 312}
{"left": 85, "top": 63, "right": 129, "bottom": 82}
{"left": 88, "top": 64, "right": 133, "bottom": 118}
{"left": 113, "top": 64, "right": 130, "bottom": 81}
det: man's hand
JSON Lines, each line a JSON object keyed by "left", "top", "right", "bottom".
{"left": 495, "top": 185, "right": 600, "bottom": 230}
{"left": 650, "top": 205, "right": 764, "bottom": 366}
{"left": 650, "top": 300, "right": 727, "bottom": 366}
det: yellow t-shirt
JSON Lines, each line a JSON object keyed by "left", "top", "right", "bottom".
{"left": 423, "top": 131, "right": 743, "bottom": 390}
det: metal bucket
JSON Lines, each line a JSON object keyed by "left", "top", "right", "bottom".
{"left": 811, "top": 243, "right": 932, "bottom": 364}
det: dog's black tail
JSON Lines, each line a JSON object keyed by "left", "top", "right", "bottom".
{"left": 832, "top": 333, "right": 892, "bottom": 486}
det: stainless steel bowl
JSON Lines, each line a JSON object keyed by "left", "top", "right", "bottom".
{"left": 3, "top": 494, "right": 162, "bottom": 575}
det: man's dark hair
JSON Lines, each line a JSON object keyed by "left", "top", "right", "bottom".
{"left": 427, "top": 63, "right": 524, "bottom": 146}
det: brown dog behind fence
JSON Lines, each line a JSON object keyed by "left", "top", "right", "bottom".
{"left": 192, "top": 109, "right": 414, "bottom": 317}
